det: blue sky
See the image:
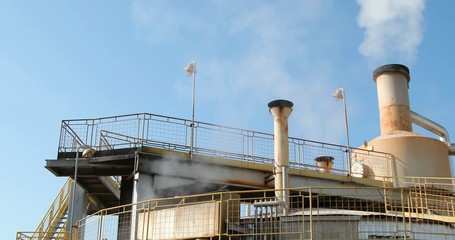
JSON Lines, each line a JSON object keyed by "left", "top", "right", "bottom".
{"left": 2, "top": 0, "right": 455, "bottom": 237}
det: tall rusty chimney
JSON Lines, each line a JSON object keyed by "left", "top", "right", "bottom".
{"left": 373, "top": 64, "right": 412, "bottom": 135}
{"left": 268, "top": 99, "right": 293, "bottom": 214}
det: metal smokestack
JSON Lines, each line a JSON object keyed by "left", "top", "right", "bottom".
{"left": 365, "top": 64, "right": 453, "bottom": 184}
{"left": 268, "top": 99, "right": 293, "bottom": 214}
{"left": 373, "top": 64, "right": 412, "bottom": 135}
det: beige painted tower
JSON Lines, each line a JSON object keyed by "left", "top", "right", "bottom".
{"left": 364, "top": 64, "right": 452, "bottom": 186}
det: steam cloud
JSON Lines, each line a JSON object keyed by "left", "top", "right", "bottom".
{"left": 357, "top": 0, "right": 426, "bottom": 63}
{"left": 149, "top": 154, "right": 236, "bottom": 197}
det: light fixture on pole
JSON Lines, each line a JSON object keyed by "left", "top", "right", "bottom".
{"left": 69, "top": 144, "right": 96, "bottom": 240}
{"left": 333, "top": 88, "right": 352, "bottom": 176}
{"left": 184, "top": 61, "right": 196, "bottom": 160}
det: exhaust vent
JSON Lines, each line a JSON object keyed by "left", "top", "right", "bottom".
{"left": 268, "top": 99, "right": 293, "bottom": 215}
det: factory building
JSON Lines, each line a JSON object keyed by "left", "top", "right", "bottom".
{"left": 17, "top": 64, "right": 455, "bottom": 239}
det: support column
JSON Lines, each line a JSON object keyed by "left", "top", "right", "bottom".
{"left": 117, "top": 177, "right": 134, "bottom": 240}
{"left": 67, "top": 184, "right": 88, "bottom": 236}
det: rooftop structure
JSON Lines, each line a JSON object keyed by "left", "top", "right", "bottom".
{"left": 17, "top": 64, "right": 455, "bottom": 240}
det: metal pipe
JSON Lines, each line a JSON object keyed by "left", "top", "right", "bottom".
{"left": 68, "top": 147, "right": 80, "bottom": 240}
{"left": 190, "top": 62, "right": 196, "bottom": 160}
{"left": 184, "top": 61, "right": 197, "bottom": 161}
{"left": 451, "top": 143, "right": 455, "bottom": 156}
{"left": 341, "top": 89, "right": 352, "bottom": 175}
{"left": 69, "top": 145, "right": 95, "bottom": 240}
{"left": 281, "top": 165, "right": 289, "bottom": 215}
{"left": 268, "top": 99, "right": 293, "bottom": 215}
{"left": 411, "top": 110, "right": 455, "bottom": 155}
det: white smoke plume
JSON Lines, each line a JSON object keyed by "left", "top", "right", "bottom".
{"left": 357, "top": 0, "right": 425, "bottom": 64}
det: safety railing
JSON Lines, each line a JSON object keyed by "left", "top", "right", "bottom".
{"left": 58, "top": 113, "right": 393, "bottom": 179}
{"left": 383, "top": 176, "right": 455, "bottom": 191}
{"left": 17, "top": 179, "right": 71, "bottom": 240}
{"left": 16, "top": 232, "right": 67, "bottom": 240}
{"left": 76, "top": 177, "right": 455, "bottom": 240}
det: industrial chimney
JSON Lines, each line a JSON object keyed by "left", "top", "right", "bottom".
{"left": 373, "top": 64, "right": 412, "bottom": 135}
{"left": 268, "top": 99, "right": 293, "bottom": 214}
{"left": 362, "top": 64, "right": 452, "bottom": 185}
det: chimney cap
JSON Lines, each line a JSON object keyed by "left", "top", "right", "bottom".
{"left": 268, "top": 99, "right": 294, "bottom": 109}
{"left": 373, "top": 64, "right": 410, "bottom": 82}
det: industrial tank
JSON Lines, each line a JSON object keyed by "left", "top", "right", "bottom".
{"left": 360, "top": 64, "right": 452, "bottom": 186}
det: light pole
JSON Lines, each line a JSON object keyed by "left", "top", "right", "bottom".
{"left": 333, "top": 88, "right": 351, "bottom": 176}
{"left": 184, "top": 61, "right": 196, "bottom": 160}
{"left": 68, "top": 144, "right": 96, "bottom": 240}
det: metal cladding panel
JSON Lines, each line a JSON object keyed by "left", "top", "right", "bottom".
{"left": 137, "top": 202, "right": 219, "bottom": 239}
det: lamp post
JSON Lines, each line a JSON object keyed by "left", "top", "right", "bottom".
{"left": 68, "top": 144, "right": 96, "bottom": 240}
{"left": 184, "top": 61, "right": 196, "bottom": 160}
{"left": 333, "top": 88, "right": 351, "bottom": 176}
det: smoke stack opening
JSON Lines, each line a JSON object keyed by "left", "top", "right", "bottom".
{"left": 373, "top": 64, "right": 410, "bottom": 84}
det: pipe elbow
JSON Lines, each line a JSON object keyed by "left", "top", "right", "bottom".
{"left": 410, "top": 111, "right": 450, "bottom": 144}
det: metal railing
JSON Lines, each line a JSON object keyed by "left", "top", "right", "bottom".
{"left": 58, "top": 113, "right": 393, "bottom": 179}
{"left": 17, "top": 179, "right": 71, "bottom": 240}
{"left": 16, "top": 232, "right": 66, "bottom": 240}
{"left": 76, "top": 177, "right": 455, "bottom": 240}
{"left": 16, "top": 177, "right": 120, "bottom": 240}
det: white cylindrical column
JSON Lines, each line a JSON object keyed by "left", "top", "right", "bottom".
{"left": 268, "top": 99, "right": 293, "bottom": 214}
{"left": 373, "top": 64, "right": 412, "bottom": 135}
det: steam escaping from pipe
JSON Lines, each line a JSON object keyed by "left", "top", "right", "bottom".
{"left": 268, "top": 99, "right": 293, "bottom": 215}
{"left": 357, "top": 0, "right": 425, "bottom": 63}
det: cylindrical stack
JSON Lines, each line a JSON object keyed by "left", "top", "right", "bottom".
{"left": 363, "top": 64, "right": 452, "bottom": 186}
{"left": 268, "top": 99, "right": 293, "bottom": 215}
{"left": 373, "top": 64, "right": 412, "bottom": 135}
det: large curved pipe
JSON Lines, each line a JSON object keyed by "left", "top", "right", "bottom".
{"left": 411, "top": 110, "right": 455, "bottom": 155}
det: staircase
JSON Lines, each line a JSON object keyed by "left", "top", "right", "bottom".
{"left": 16, "top": 179, "right": 72, "bottom": 240}
{"left": 17, "top": 175, "right": 121, "bottom": 240}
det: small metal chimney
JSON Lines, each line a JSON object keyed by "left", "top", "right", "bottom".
{"left": 373, "top": 64, "right": 412, "bottom": 135}
{"left": 268, "top": 99, "right": 293, "bottom": 214}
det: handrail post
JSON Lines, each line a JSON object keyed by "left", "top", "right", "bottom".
{"left": 309, "top": 188, "right": 313, "bottom": 239}
{"left": 89, "top": 119, "right": 95, "bottom": 147}
{"left": 141, "top": 113, "right": 146, "bottom": 147}
{"left": 97, "top": 214, "right": 104, "bottom": 240}
{"left": 401, "top": 189, "right": 408, "bottom": 240}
